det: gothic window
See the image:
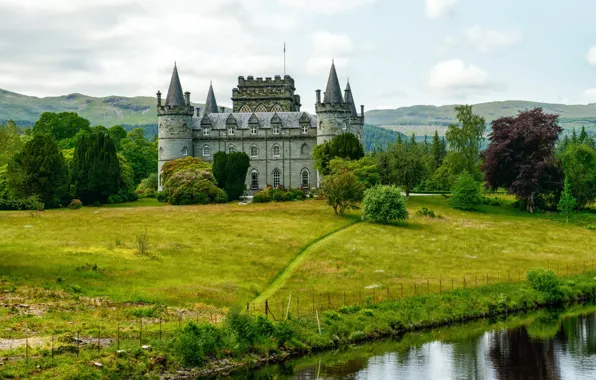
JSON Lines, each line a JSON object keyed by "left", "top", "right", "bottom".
{"left": 250, "top": 145, "right": 258, "bottom": 157}
{"left": 255, "top": 104, "right": 268, "bottom": 113}
{"left": 301, "top": 143, "right": 309, "bottom": 155}
{"left": 272, "top": 124, "right": 280, "bottom": 134}
{"left": 228, "top": 127, "right": 235, "bottom": 136}
{"left": 301, "top": 169, "right": 310, "bottom": 189}
{"left": 239, "top": 105, "right": 252, "bottom": 113}
{"left": 250, "top": 124, "right": 258, "bottom": 135}
{"left": 181, "top": 146, "right": 188, "bottom": 156}
{"left": 272, "top": 169, "right": 281, "bottom": 188}
{"left": 203, "top": 128, "right": 209, "bottom": 136}
{"left": 250, "top": 171, "right": 259, "bottom": 190}
{"left": 228, "top": 145, "right": 236, "bottom": 153}
{"left": 271, "top": 104, "right": 283, "bottom": 113}
{"left": 202, "top": 145, "right": 211, "bottom": 156}
{"left": 342, "top": 122, "right": 348, "bottom": 130}
{"left": 272, "top": 144, "right": 281, "bottom": 157}
{"left": 302, "top": 124, "right": 308, "bottom": 134}
{"left": 319, "top": 121, "right": 322, "bottom": 130}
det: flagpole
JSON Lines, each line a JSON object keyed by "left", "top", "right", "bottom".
{"left": 284, "top": 42, "right": 286, "bottom": 76}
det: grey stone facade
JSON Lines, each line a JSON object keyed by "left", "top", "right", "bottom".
{"left": 157, "top": 61, "right": 364, "bottom": 193}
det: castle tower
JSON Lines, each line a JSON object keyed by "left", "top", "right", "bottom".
{"left": 157, "top": 64, "right": 194, "bottom": 189}
{"left": 343, "top": 80, "right": 365, "bottom": 143}
{"left": 315, "top": 61, "right": 353, "bottom": 146}
{"left": 204, "top": 82, "right": 219, "bottom": 115}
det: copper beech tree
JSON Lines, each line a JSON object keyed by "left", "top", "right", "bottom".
{"left": 482, "top": 108, "right": 563, "bottom": 213}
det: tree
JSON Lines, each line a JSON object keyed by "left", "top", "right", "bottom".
{"left": 383, "top": 142, "right": 428, "bottom": 196}
{"left": 165, "top": 169, "right": 227, "bottom": 205}
{"left": 32, "top": 112, "right": 91, "bottom": 148}
{"left": 314, "top": 133, "right": 364, "bottom": 175}
{"left": 108, "top": 125, "right": 128, "bottom": 150}
{"left": 450, "top": 171, "right": 482, "bottom": 211}
{"left": 322, "top": 168, "right": 364, "bottom": 216}
{"left": 482, "top": 108, "right": 563, "bottom": 213}
{"left": 0, "top": 120, "right": 25, "bottom": 167}
{"left": 559, "top": 142, "right": 596, "bottom": 208}
{"left": 7, "top": 135, "right": 69, "bottom": 207}
{"left": 445, "top": 105, "right": 486, "bottom": 175}
{"left": 362, "top": 185, "right": 408, "bottom": 224}
{"left": 223, "top": 152, "right": 250, "bottom": 200}
{"left": 71, "top": 132, "right": 121, "bottom": 204}
{"left": 430, "top": 130, "right": 445, "bottom": 171}
{"left": 558, "top": 177, "right": 577, "bottom": 223}
{"left": 579, "top": 126, "right": 588, "bottom": 144}
{"left": 120, "top": 128, "right": 158, "bottom": 185}
{"left": 328, "top": 156, "right": 380, "bottom": 189}
{"left": 212, "top": 151, "right": 228, "bottom": 190}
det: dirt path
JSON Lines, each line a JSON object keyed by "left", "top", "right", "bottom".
{"left": 252, "top": 220, "right": 361, "bottom": 304}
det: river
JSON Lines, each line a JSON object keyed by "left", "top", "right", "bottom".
{"left": 222, "top": 303, "right": 596, "bottom": 379}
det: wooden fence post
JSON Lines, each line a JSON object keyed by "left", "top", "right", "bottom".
{"left": 439, "top": 277, "right": 442, "bottom": 294}
{"left": 117, "top": 323, "right": 120, "bottom": 350}
{"left": 400, "top": 283, "right": 403, "bottom": 299}
{"left": 266, "top": 299, "right": 269, "bottom": 319}
{"left": 140, "top": 318, "right": 143, "bottom": 347}
{"left": 97, "top": 326, "right": 101, "bottom": 352}
{"left": 464, "top": 276, "right": 466, "bottom": 289}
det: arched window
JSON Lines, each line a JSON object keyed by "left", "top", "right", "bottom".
{"left": 319, "top": 121, "right": 322, "bottom": 130}
{"left": 271, "top": 104, "right": 283, "bottom": 112}
{"left": 239, "top": 105, "right": 252, "bottom": 113}
{"left": 272, "top": 144, "right": 281, "bottom": 157}
{"left": 202, "top": 145, "right": 211, "bottom": 156}
{"left": 250, "top": 170, "right": 259, "bottom": 190}
{"left": 228, "top": 145, "right": 236, "bottom": 153}
{"left": 300, "top": 143, "right": 309, "bottom": 155}
{"left": 342, "top": 122, "right": 348, "bottom": 130}
{"left": 159, "top": 146, "right": 164, "bottom": 158}
{"left": 181, "top": 146, "right": 188, "bottom": 156}
{"left": 272, "top": 169, "right": 281, "bottom": 188}
{"left": 250, "top": 145, "right": 258, "bottom": 157}
{"left": 255, "top": 104, "right": 268, "bottom": 112}
{"left": 203, "top": 128, "right": 209, "bottom": 136}
{"left": 301, "top": 169, "right": 310, "bottom": 188}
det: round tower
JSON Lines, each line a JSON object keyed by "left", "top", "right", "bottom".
{"left": 315, "top": 61, "right": 352, "bottom": 146}
{"left": 157, "top": 64, "right": 194, "bottom": 190}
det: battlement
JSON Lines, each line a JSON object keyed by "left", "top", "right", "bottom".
{"left": 157, "top": 104, "right": 194, "bottom": 116}
{"left": 232, "top": 74, "right": 300, "bottom": 112}
{"left": 315, "top": 102, "right": 351, "bottom": 114}
{"left": 237, "top": 75, "right": 295, "bottom": 88}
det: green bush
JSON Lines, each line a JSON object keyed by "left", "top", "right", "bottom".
{"left": 171, "top": 322, "right": 223, "bottom": 366}
{"left": 0, "top": 196, "right": 44, "bottom": 211}
{"left": 107, "top": 194, "right": 123, "bottom": 204}
{"left": 416, "top": 207, "right": 438, "bottom": 218}
{"left": 165, "top": 169, "right": 227, "bottom": 205}
{"left": 68, "top": 199, "right": 83, "bottom": 210}
{"left": 362, "top": 185, "right": 408, "bottom": 224}
{"left": 252, "top": 187, "right": 306, "bottom": 203}
{"left": 527, "top": 268, "right": 559, "bottom": 294}
{"left": 450, "top": 171, "right": 483, "bottom": 211}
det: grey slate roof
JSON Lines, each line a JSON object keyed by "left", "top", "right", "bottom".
{"left": 193, "top": 112, "right": 317, "bottom": 130}
{"left": 204, "top": 83, "right": 219, "bottom": 115}
{"left": 165, "top": 65, "right": 186, "bottom": 107}
{"left": 323, "top": 62, "right": 344, "bottom": 104}
{"left": 344, "top": 81, "right": 358, "bottom": 116}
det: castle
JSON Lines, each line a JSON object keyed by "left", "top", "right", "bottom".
{"left": 157, "top": 61, "right": 364, "bottom": 192}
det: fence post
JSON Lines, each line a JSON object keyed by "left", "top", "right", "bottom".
{"left": 439, "top": 277, "right": 442, "bottom": 294}
{"left": 266, "top": 299, "right": 269, "bottom": 319}
{"left": 400, "top": 283, "right": 403, "bottom": 299}
{"left": 97, "top": 325, "right": 101, "bottom": 352}
{"left": 140, "top": 318, "right": 143, "bottom": 347}
{"left": 77, "top": 330, "right": 80, "bottom": 358}
{"left": 117, "top": 323, "right": 120, "bottom": 350}
{"left": 159, "top": 317, "right": 162, "bottom": 340}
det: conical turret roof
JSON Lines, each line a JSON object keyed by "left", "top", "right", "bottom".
{"left": 344, "top": 81, "right": 358, "bottom": 116}
{"left": 204, "top": 82, "right": 219, "bottom": 115}
{"left": 323, "top": 61, "right": 344, "bottom": 104}
{"left": 165, "top": 64, "right": 185, "bottom": 107}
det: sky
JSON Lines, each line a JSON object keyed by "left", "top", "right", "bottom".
{"left": 1, "top": 0, "right": 596, "bottom": 113}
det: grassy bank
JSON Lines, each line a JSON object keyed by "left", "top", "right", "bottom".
{"left": 1, "top": 270, "right": 595, "bottom": 378}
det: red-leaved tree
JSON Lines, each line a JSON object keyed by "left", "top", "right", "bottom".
{"left": 482, "top": 108, "right": 563, "bottom": 213}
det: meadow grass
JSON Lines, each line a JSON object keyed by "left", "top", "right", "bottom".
{"left": 269, "top": 196, "right": 596, "bottom": 307}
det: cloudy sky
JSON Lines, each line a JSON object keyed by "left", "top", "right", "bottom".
{"left": 1, "top": 0, "right": 596, "bottom": 112}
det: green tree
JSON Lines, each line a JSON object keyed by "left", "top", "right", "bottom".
{"left": 120, "top": 128, "right": 157, "bottom": 185}
{"left": 223, "top": 152, "right": 250, "bottom": 200}
{"left": 212, "top": 151, "right": 228, "bottom": 190}
{"left": 445, "top": 105, "right": 486, "bottom": 175}
{"left": 108, "top": 125, "right": 128, "bottom": 150}
{"left": 0, "top": 120, "right": 25, "bottom": 167}
{"left": 450, "top": 171, "right": 482, "bottom": 211}
{"left": 559, "top": 142, "right": 596, "bottom": 208}
{"left": 71, "top": 132, "right": 121, "bottom": 204}
{"left": 7, "top": 135, "right": 69, "bottom": 207}
{"left": 32, "top": 112, "right": 91, "bottom": 148}
{"left": 430, "top": 130, "right": 445, "bottom": 171}
{"left": 329, "top": 156, "right": 380, "bottom": 189}
{"left": 384, "top": 142, "right": 428, "bottom": 196}
{"left": 579, "top": 126, "right": 588, "bottom": 143}
{"left": 165, "top": 169, "right": 227, "bottom": 205}
{"left": 558, "top": 177, "right": 577, "bottom": 223}
{"left": 571, "top": 128, "right": 578, "bottom": 143}
{"left": 314, "top": 133, "right": 364, "bottom": 175}
{"left": 322, "top": 168, "right": 365, "bottom": 216}
{"left": 362, "top": 185, "right": 408, "bottom": 224}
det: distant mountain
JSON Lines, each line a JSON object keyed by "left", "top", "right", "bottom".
{"left": 0, "top": 88, "right": 206, "bottom": 127}
{"left": 365, "top": 101, "right": 596, "bottom": 135}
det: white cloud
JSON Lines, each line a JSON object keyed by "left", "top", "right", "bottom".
{"left": 425, "top": 0, "right": 459, "bottom": 19}
{"left": 306, "top": 32, "right": 354, "bottom": 75}
{"left": 428, "top": 59, "right": 491, "bottom": 90}
{"left": 584, "top": 88, "right": 596, "bottom": 98}
{"left": 587, "top": 47, "right": 596, "bottom": 65}
{"left": 466, "top": 25, "right": 522, "bottom": 53}
{"left": 278, "top": 0, "right": 375, "bottom": 14}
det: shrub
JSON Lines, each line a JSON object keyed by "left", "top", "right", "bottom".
{"left": 171, "top": 322, "right": 223, "bottom": 366}
{"left": 68, "top": 199, "right": 83, "bottom": 210}
{"left": 252, "top": 189, "right": 271, "bottom": 203}
{"left": 107, "top": 194, "right": 123, "bottom": 204}
{"left": 416, "top": 207, "right": 437, "bottom": 218}
{"left": 527, "top": 268, "right": 560, "bottom": 297}
{"left": 0, "top": 196, "right": 44, "bottom": 211}
{"left": 252, "top": 187, "right": 306, "bottom": 203}
{"left": 450, "top": 171, "right": 482, "bottom": 211}
{"left": 362, "top": 185, "right": 408, "bottom": 224}
{"left": 322, "top": 169, "right": 365, "bottom": 216}
{"left": 165, "top": 169, "right": 227, "bottom": 205}
{"left": 156, "top": 191, "right": 167, "bottom": 203}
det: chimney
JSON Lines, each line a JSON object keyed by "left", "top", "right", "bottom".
{"left": 196, "top": 107, "right": 201, "bottom": 117}
{"left": 360, "top": 105, "right": 364, "bottom": 118}
{"left": 184, "top": 91, "right": 190, "bottom": 106}
{"left": 315, "top": 90, "right": 321, "bottom": 104}
{"left": 157, "top": 91, "right": 162, "bottom": 107}
{"left": 219, "top": 106, "right": 225, "bottom": 113}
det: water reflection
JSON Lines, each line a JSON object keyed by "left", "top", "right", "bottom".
{"left": 222, "top": 305, "right": 596, "bottom": 380}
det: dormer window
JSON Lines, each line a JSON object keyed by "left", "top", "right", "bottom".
{"left": 228, "top": 127, "right": 235, "bottom": 136}
{"left": 272, "top": 125, "right": 280, "bottom": 134}
{"left": 302, "top": 124, "right": 308, "bottom": 134}
{"left": 203, "top": 128, "right": 209, "bottom": 136}
{"left": 251, "top": 125, "right": 257, "bottom": 135}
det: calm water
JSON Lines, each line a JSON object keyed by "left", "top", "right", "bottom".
{"left": 223, "top": 304, "right": 596, "bottom": 380}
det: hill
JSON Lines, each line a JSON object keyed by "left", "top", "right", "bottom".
{"left": 365, "top": 101, "right": 596, "bottom": 135}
